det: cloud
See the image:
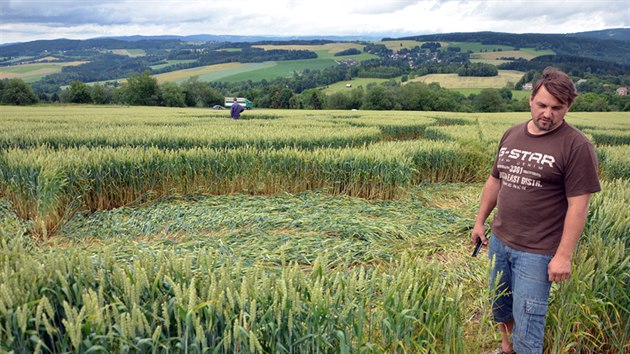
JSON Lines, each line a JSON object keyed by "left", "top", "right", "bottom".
{"left": 347, "top": 0, "right": 420, "bottom": 15}
{"left": 472, "top": 0, "right": 629, "bottom": 30}
{"left": 1, "top": 0, "right": 628, "bottom": 43}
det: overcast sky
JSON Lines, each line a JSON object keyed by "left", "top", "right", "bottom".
{"left": 1, "top": 0, "right": 629, "bottom": 44}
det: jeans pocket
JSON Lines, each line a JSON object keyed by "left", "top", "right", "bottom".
{"left": 521, "top": 298, "right": 548, "bottom": 349}
{"left": 525, "top": 298, "right": 548, "bottom": 316}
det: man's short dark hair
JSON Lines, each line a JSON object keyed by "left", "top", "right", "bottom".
{"left": 531, "top": 67, "right": 577, "bottom": 106}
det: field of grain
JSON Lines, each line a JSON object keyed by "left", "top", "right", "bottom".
{"left": 218, "top": 58, "right": 339, "bottom": 83}
{"left": 322, "top": 77, "right": 394, "bottom": 94}
{"left": 408, "top": 70, "right": 526, "bottom": 89}
{"left": 152, "top": 62, "right": 275, "bottom": 83}
{"left": 0, "top": 105, "right": 628, "bottom": 353}
{"left": 110, "top": 49, "right": 146, "bottom": 57}
{"left": 152, "top": 43, "right": 377, "bottom": 84}
{"left": 0, "top": 61, "right": 87, "bottom": 82}
{"left": 376, "top": 40, "right": 428, "bottom": 52}
{"left": 252, "top": 43, "right": 364, "bottom": 55}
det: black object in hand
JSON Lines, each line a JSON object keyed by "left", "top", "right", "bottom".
{"left": 472, "top": 239, "right": 483, "bottom": 257}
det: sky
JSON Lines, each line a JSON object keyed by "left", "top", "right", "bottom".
{"left": 1, "top": 0, "right": 629, "bottom": 44}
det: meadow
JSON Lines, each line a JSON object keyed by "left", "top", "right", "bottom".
{"left": 0, "top": 105, "right": 628, "bottom": 353}
{"left": 407, "top": 70, "right": 526, "bottom": 89}
{"left": 0, "top": 61, "right": 87, "bottom": 83}
{"left": 155, "top": 43, "right": 378, "bottom": 84}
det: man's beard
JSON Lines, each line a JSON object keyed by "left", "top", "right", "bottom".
{"left": 534, "top": 117, "right": 556, "bottom": 131}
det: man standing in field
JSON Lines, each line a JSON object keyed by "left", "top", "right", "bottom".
{"left": 471, "top": 67, "right": 601, "bottom": 354}
{"left": 230, "top": 97, "right": 245, "bottom": 119}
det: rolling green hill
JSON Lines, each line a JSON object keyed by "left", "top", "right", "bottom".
{"left": 2, "top": 31, "right": 628, "bottom": 100}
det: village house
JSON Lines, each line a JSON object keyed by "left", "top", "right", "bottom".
{"left": 616, "top": 87, "right": 628, "bottom": 95}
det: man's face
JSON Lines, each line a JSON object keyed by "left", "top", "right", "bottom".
{"left": 529, "top": 85, "right": 571, "bottom": 134}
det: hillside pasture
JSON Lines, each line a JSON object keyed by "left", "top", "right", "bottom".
{"left": 446, "top": 41, "right": 515, "bottom": 53}
{"left": 377, "top": 40, "right": 427, "bottom": 52}
{"left": 149, "top": 59, "right": 197, "bottom": 70}
{"left": 452, "top": 88, "right": 531, "bottom": 100}
{"left": 253, "top": 42, "right": 363, "bottom": 56}
{"left": 215, "top": 58, "right": 338, "bottom": 83}
{"left": 322, "top": 77, "right": 395, "bottom": 94}
{"left": 253, "top": 43, "right": 377, "bottom": 61}
{"left": 152, "top": 62, "right": 276, "bottom": 83}
{"left": 470, "top": 48, "right": 555, "bottom": 64}
{"left": 109, "top": 49, "right": 146, "bottom": 57}
{"left": 151, "top": 43, "right": 378, "bottom": 83}
{"left": 0, "top": 61, "right": 87, "bottom": 82}
{"left": 408, "top": 69, "right": 525, "bottom": 89}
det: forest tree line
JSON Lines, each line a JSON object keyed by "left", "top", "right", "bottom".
{"left": 2, "top": 69, "right": 629, "bottom": 112}
{"left": 2, "top": 34, "right": 630, "bottom": 111}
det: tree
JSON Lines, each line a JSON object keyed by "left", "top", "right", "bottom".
{"left": 270, "top": 86, "right": 293, "bottom": 109}
{"left": 363, "top": 85, "right": 395, "bottom": 110}
{"left": 0, "top": 78, "right": 38, "bottom": 105}
{"left": 123, "top": 71, "right": 159, "bottom": 106}
{"left": 499, "top": 88, "right": 513, "bottom": 101}
{"left": 289, "top": 94, "right": 304, "bottom": 109}
{"left": 473, "top": 89, "right": 505, "bottom": 112}
{"left": 326, "top": 92, "right": 352, "bottom": 110}
{"left": 348, "top": 87, "right": 365, "bottom": 110}
{"left": 66, "top": 81, "right": 92, "bottom": 103}
{"left": 91, "top": 83, "right": 114, "bottom": 104}
{"left": 571, "top": 92, "right": 610, "bottom": 111}
{"left": 458, "top": 63, "right": 498, "bottom": 77}
{"left": 203, "top": 86, "right": 224, "bottom": 107}
{"left": 159, "top": 82, "right": 185, "bottom": 107}
{"left": 182, "top": 77, "right": 210, "bottom": 107}
{"left": 302, "top": 89, "right": 326, "bottom": 109}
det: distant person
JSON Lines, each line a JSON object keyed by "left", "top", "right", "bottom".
{"left": 471, "top": 67, "right": 601, "bottom": 354}
{"left": 230, "top": 98, "right": 244, "bottom": 119}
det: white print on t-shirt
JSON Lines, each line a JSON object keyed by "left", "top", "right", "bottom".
{"left": 498, "top": 147, "right": 555, "bottom": 168}
{"left": 497, "top": 147, "right": 556, "bottom": 191}
{"left": 498, "top": 172, "right": 543, "bottom": 189}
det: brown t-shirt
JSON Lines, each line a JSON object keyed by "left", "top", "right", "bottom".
{"left": 490, "top": 120, "right": 601, "bottom": 255}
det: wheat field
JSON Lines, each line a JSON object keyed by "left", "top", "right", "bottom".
{"left": 0, "top": 105, "right": 628, "bottom": 353}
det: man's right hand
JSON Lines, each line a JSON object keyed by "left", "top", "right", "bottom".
{"left": 471, "top": 223, "right": 488, "bottom": 245}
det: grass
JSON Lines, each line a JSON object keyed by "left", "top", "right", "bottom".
{"left": 447, "top": 42, "right": 516, "bottom": 53}
{"left": 152, "top": 62, "right": 276, "bottom": 83}
{"left": 452, "top": 88, "right": 531, "bottom": 100}
{"left": 0, "top": 106, "right": 628, "bottom": 353}
{"left": 110, "top": 49, "right": 146, "bottom": 57}
{"left": 253, "top": 43, "right": 365, "bottom": 57}
{"left": 149, "top": 59, "right": 197, "bottom": 70}
{"left": 153, "top": 43, "right": 378, "bottom": 84}
{"left": 408, "top": 70, "right": 526, "bottom": 89}
{"left": 153, "top": 58, "right": 341, "bottom": 84}
{"left": 0, "top": 61, "right": 87, "bottom": 83}
{"left": 376, "top": 40, "right": 426, "bottom": 52}
{"left": 322, "top": 77, "right": 395, "bottom": 94}
{"left": 471, "top": 49, "right": 554, "bottom": 61}
{"left": 1, "top": 180, "right": 627, "bottom": 353}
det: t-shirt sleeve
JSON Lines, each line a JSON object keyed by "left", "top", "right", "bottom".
{"left": 491, "top": 153, "right": 500, "bottom": 179}
{"left": 564, "top": 142, "right": 601, "bottom": 197}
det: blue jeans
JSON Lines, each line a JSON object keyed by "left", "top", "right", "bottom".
{"left": 488, "top": 234, "right": 553, "bottom": 354}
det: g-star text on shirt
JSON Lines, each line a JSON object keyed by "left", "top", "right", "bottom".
{"left": 499, "top": 147, "right": 555, "bottom": 168}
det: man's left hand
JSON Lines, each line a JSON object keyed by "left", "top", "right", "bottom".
{"left": 548, "top": 255, "right": 572, "bottom": 282}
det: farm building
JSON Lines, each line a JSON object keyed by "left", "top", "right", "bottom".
{"left": 224, "top": 97, "right": 253, "bottom": 110}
